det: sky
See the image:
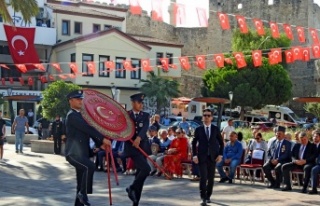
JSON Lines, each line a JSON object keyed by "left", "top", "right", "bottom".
{"left": 315, "top": 0, "right": 320, "bottom": 6}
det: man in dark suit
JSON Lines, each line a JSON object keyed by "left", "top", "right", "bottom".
{"left": 65, "top": 90, "right": 111, "bottom": 206}
{"left": 51, "top": 115, "right": 64, "bottom": 155}
{"left": 282, "top": 131, "right": 317, "bottom": 193}
{"left": 125, "top": 93, "right": 151, "bottom": 206}
{"left": 192, "top": 108, "right": 224, "bottom": 206}
{"left": 263, "top": 126, "right": 291, "bottom": 189}
{"left": 309, "top": 130, "right": 320, "bottom": 194}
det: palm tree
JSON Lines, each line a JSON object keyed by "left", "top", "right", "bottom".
{"left": 0, "top": 0, "right": 39, "bottom": 24}
{"left": 140, "top": 72, "right": 180, "bottom": 114}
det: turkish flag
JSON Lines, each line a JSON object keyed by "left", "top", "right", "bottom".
{"left": 196, "top": 7, "right": 208, "bottom": 27}
{"left": 0, "top": 64, "right": 10, "bottom": 70}
{"left": 173, "top": 3, "right": 186, "bottom": 27}
{"left": 301, "top": 48, "right": 310, "bottom": 62}
{"left": 69, "top": 62, "right": 78, "bottom": 74}
{"left": 141, "top": 59, "right": 153, "bottom": 72}
{"left": 296, "top": 26, "right": 306, "bottom": 43}
{"left": 283, "top": 24, "right": 294, "bottom": 40}
{"left": 310, "top": 28, "right": 319, "bottom": 44}
{"left": 225, "top": 58, "right": 233, "bottom": 65}
{"left": 236, "top": 15, "right": 248, "bottom": 33}
{"left": 271, "top": 48, "right": 282, "bottom": 63}
{"left": 270, "top": 22, "right": 280, "bottom": 38}
{"left": 48, "top": 74, "right": 55, "bottom": 81}
{"left": 51, "top": 63, "right": 62, "bottom": 73}
{"left": 253, "top": 19, "right": 265, "bottom": 36}
{"left": 252, "top": 50, "right": 262, "bottom": 67}
{"left": 19, "top": 77, "right": 24, "bottom": 86}
{"left": 86, "top": 61, "right": 96, "bottom": 75}
{"left": 217, "top": 12, "right": 230, "bottom": 30}
{"left": 151, "top": 0, "right": 164, "bottom": 22}
{"left": 28, "top": 77, "right": 33, "bottom": 86}
{"left": 15, "top": 64, "right": 27, "bottom": 73}
{"left": 1, "top": 78, "right": 5, "bottom": 86}
{"left": 285, "top": 49, "right": 294, "bottom": 63}
{"left": 105, "top": 61, "right": 115, "bottom": 71}
{"left": 34, "top": 63, "right": 45, "bottom": 71}
{"left": 312, "top": 44, "right": 320, "bottom": 58}
{"left": 58, "top": 74, "right": 67, "bottom": 79}
{"left": 160, "top": 58, "right": 169, "bottom": 71}
{"left": 268, "top": 52, "right": 278, "bottom": 65}
{"left": 213, "top": 54, "right": 225, "bottom": 68}
{"left": 233, "top": 52, "right": 247, "bottom": 69}
{"left": 129, "top": 0, "right": 142, "bottom": 15}
{"left": 292, "top": 47, "right": 302, "bottom": 60}
{"left": 123, "top": 60, "right": 133, "bottom": 71}
{"left": 195, "top": 55, "right": 206, "bottom": 69}
{"left": 3, "top": 25, "right": 39, "bottom": 70}
{"left": 40, "top": 75, "right": 47, "bottom": 84}
{"left": 9, "top": 77, "right": 13, "bottom": 84}
{"left": 179, "top": 57, "right": 191, "bottom": 70}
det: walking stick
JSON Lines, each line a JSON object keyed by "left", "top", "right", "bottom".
{"left": 108, "top": 146, "right": 119, "bottom": 186}
{"left": 129, "top": 139, "right": 171, "bottom": 179}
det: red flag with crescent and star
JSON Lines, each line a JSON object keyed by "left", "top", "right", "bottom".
{"left": 195, "top": 55, "right": 206, "bottom": 69}
{"left": 296, "top": 26, "right": 306, "bottom": 43}
{"left": 217, "top": 12, "right": 230, "bottom": 30}
{"left": 292, "top": 47, "right": 302, "bottom": 61}
{"left": 283, "top": 24, "right": 294, "bottom": 40}
{"left": 253, "top": 19, "right": 265, "bottom": 36}
{"left": 269, "top": 22, "right": 280, "bottom": 38}
{"left": 178, "top": 57, "right": 191, "bottom": 70}
{"left": 233, "top": 52, "right": 247, "bottom": 69}
{"left": 285, "top": 49, "right": 294, "bottom": 63}
{"left": 129, "top": 0, "right": 142, "bottom": 15}
{"left": 252, "top": 50, "right": 262, "bottom": 67}
{"left": 141, "top": 59, "right": 153, "bottom": 72}
{"left": 310, "top": 28, "right": 319, "bottom": 44}
{"left": 301, "top": 47, "right": 310, "bottom": 62}
{"left": 213, "top": 54, "right": 225, "bottom": 68}
{"left": 312, "top": 44, "right": 320, "bottom": 58}
{"left": 236, "top": 15, "right": 248, "bottom": 34}
{"left": 3, "top": 25, "right": 39, "bottom": 70}
{"left": 86, "top": 61, "right": 96, "bottom": 75}
{"left": 271, "top": 48, "right": 282, "bottom": 63}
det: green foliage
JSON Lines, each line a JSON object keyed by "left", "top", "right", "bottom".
{"left": 202, "top": 56, "right": 292, "bottom": 109}
{"left": 236, "top": 128, "right": 275, "bottom": 141}
{"left": 41, "top": 81, "right": 81, "bottom": 119}
{"left": 0, "top": 94, "right": 4, "bottom": 106}
{"left": 304, "top": 97, "right": 320, "bottom": 118}
{"left": 0, "top": 0, "right": 39, "bottom": 24}
{"left": 232, "top": 29, "right": 291, "bottom": 51}
{"left": 140, "top": 72, "right": 180, "bottom": 114}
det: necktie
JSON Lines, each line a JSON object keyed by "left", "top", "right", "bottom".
{"left": 206, "top": 127, "right": 210, "bottom": 140}
{"left": 299, "top": 145, "right": 305, "bottom": 160}
{"left": 135, "top": 113, "right": 138, "bottom": 120}
{"left": 275, "top": 141, "right": 281, "bottom": 158}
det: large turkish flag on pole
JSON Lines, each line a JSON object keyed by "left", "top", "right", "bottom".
{"left": 3, "top": 25, "right": 39, "bottom": 70}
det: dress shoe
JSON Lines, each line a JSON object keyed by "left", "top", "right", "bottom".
{"left": 308, "top": 190, "right": 318, "bottom": 195}
{"left": 267, "top": 184, "right": 275, "bottom": 189}
{"left": 300, "top": 188, "right": 307, "bottom": 194}
{"left": 200, "top": 199, "right": 207, "bottom": 206}
{"left": 206, "top": 199, "right": 212, "bottom": 203}
{"left": 218, "top": 177, "right": 228, "bottom": 183}
{"left": 77, "top": 192, "right": 91, "bottom": 206}
{"left": 126, "top": 187, "right": 138, "bottom": 204}
{"left": 150, "top": 170, "right": 157, "bottom": 176}
{"left": 228, "top": 178, "right": 233, "bottom": 184}
{"left": 156, "top": 172, "right": 162, "bottom": 177}
{"left": 282, "top": 187, "right": 292, "bottom": 191}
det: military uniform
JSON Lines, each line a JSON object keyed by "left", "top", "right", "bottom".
{"left": 125, "top": 93, "right": 151, "bottom": 206}
{"left": 65, "top": 90, "right": 105, "bottom": 206}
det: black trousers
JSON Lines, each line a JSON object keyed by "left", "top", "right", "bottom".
{"left": 66, "top": 155, "right": 95, "bottom": 196}
{"left": 129, "top": 154, "right": 151, "bottom": 203}
{"left": 53, "top": 135, "right": 62, "bottom": 154}
{"left": 263, "top": 161, "right": 283, "bottom": 187}
{"left": 198, "top": 156, "right": 216, "bottom": 200}
{"left": 282, "top": 162, "right": 314, "bottom": 188}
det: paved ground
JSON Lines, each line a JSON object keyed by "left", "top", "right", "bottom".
{"left": 1, "top": 143, "right": 320, "bottom": 206}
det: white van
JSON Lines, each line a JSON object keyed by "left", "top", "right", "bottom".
{"left": 251, "top": 105, "right": 304, "bottom": 127}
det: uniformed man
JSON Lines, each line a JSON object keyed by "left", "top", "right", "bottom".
{"left": 125, "top": 93, "right": 151, "bottom": 206}
{"left": 51, "top": 115, "right": 63, "bottom": 155}
{"left": 65, "top": 90, "right": 111, "bottom": 206}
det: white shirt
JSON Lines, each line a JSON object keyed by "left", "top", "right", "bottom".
{"left": 222, "top": 125, "right": 235, "bottom": 141}
{"left": 168, "top": 134, "right": 175, "bottom": 141}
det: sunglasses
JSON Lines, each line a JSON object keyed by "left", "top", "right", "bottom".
{"left": 203, "top": 114, "right": 211, "bottom": 117}
{"left": 176, "top": 132, "right": 181, "bottom": 134}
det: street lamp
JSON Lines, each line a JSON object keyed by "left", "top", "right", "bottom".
{"left": 111, "top": 85, "right": 116, "bottom": 99}
{"left": 7, "top": 87, "right": 14, "bottom": 123}
{"left": 229, "top": 91, "right": 233, "bottom": 111}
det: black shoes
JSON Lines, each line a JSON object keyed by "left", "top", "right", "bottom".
{"left": 200, "top": 199, "right": 207, "bottom": 206}
{"left": 77, "top": 192, "right": 91, "bottom": 206}
{"left": 282, "top": 187, "right": 292, "bottom": 191}
{"left": 300, "top": 188, "right": 307, "bottom": 194}
{"left": 206, "top": 199, "right": 212, "bottom": 203}
{"left": 308, "top": 189, "right": 318, "bottom": 195}
{"left": 218, "top": 177, "right": 229, "bottom": 183}
{"left": 150, "top": 170, "right": 157, "bottom": 176}
{"left": 126, "top": 187, "right": 138, "bottom": 204}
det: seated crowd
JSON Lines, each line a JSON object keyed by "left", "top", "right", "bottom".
{"left": 91, "top": 120, "right": 320, "bottom": 195}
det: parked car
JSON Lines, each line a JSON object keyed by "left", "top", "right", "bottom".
{"left": 161, "top": 120, "right": 200, "bottom": 136}
{"left": 3, "top": 118, "right": 38, "bottom": 135}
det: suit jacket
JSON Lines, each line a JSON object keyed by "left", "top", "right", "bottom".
{"left": 315, "top": 144, "right": 320, "bottom": 165}
{"left": 145, "top": 136, "right": 161, "bottom": 155}
{"left": 291, "top": 142, "right": 317, "bottom": 164}
{"left": 269, "top": 139, "right": 292, "bottom": 164}
{"left": 124, "top": 110, "right": 150, "bottom": 157}
{"left": 51, "top": 120, "right": 64, "bottom": 137}
{"left": 65, "top": 109, "right": 104, "bottom": 158}
{"left": 192, "top": 124, "right": 224, "bottom": 163}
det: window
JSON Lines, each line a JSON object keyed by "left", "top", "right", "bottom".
{"left": 156, "top": 52, "right": 163, "bottom": 65}
{"left": 284, "top": 114, "right": 294, "bottom": 123}
{"left": 166, "top": 53, "right": 173, "bottom": 64}
{"left": 62, "top": 20, "right": 70, "bottom": 35}
{"left": 115, "top": 57, "right": 126, "bottom": 79}
{"left": 104, "top": 25, "right": 112, "bottom": 30}
{"left": 131, "top": 58, "right": 141, "bottom": 79}
{"left": 99, "top": 55, "right": 110, "bottom": 77}
{"left": 82, "top": 54, "right": 94, "bottom": 76}
{"left": 70, "top": 53, "right": 76, "bottom": 73}
{"left": 93, "top": 24, "right": 101, "bottom": 33}
{"left": 74, "top": 22, "right": 82, "bottom": 34}
{"left": 1, "top": 64, "right": 21, "bottom": 79}
{"left": 0, "top": 45, "right": 10, "bottom": 55}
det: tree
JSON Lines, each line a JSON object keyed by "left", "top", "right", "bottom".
{"left": 140, "top": 72, "right": 180, "bottom": 114}
{"left": 0, "top": 0, "right": 39, "bottom": 24}
{"left": 41, "top": 81, "right": 81, "bottom": 119}
{"left": 304, "top": 97, "right": 320, "bottom": 119}
{"left": 202, "top": 29, "right": 293, "bottom": 114}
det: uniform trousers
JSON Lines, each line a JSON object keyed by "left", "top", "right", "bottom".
{"left": 199, "top": 156, "right": 216, "bottom": 200}
{"left": 129, "top": 153, "right": 151, "bottom": 203}
{"left": 53, "top": 135, "right": 62, "bottom": 154}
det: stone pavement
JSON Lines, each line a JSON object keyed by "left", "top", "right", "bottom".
{"left": 1, "top": 144, "right": 320, "bottom": 206}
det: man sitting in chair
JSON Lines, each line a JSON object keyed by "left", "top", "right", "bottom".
{"left": 216, "top": 131, "right": 243, "bottom": 183}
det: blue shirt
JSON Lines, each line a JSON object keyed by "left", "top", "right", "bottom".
{"left": 14, "top": 116, "right": 28, "bottom": 132}
{"left": 162, "top": 118, "right": 171, "bottom": 126}
{"left": 159, "top": 138, "right": 171, "bottom": 153}
{"left": 179, "top": 121, "right": 189, "bottom": 134}
{"left": 223, "top": 140, "right": 243, "bottom": 161}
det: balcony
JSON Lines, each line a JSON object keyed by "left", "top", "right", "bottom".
{"left": 0, "top": 22, "right": 57, "bottom": 46}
